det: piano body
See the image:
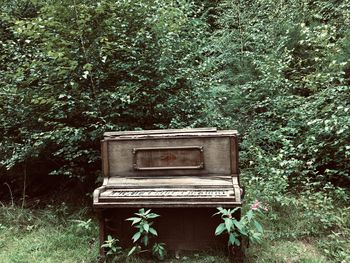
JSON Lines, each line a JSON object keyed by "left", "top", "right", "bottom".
{"left": 93, "top": 128, "right": 242, "bottom": 255}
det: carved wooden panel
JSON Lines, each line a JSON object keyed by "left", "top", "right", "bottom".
{"left": 132, "top": 146, "right": 204, "bottom": 170}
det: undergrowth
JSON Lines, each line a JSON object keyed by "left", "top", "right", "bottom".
{"left": 0, "top": 191, "right": 349, "bottom": 263}
{"left": 0, "top": 204, "right": 98, "bottom": 263}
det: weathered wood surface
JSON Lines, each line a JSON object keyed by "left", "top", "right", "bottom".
{"left": 107, "top": 175, "right": 233, "bottom": 186}
{"left": 104, "top": 127, "right": 218, "bottom": 137}
{"left": 133, "top": 146, "right": 204, "bottom": 170}
{"left": 101, "top": 140, "right": 109, "bottom": 177}
{"left": 94, "top": 175, "right": 239, "bottom": 208}
{"left": 94, "top": 128, "right": 242, "bottom": 256}
{"left": 105, "top": 130, "right": 238, "bottom": 140}
{"left": 100, "top": 208, "right": 228, "bottom": 250}
{"left": 94, "top": 128, "right": 241, "bottom": 208}
{"left": 107, "top": 137, "right": 233, "bottom": 176}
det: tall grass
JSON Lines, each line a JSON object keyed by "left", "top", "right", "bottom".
{"left": 0, "top": 198, "right": 349, "bottom": 263}
{"left": 0, "top": 205, "right": 98, "bottom": 263}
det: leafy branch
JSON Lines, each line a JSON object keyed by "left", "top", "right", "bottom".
{"left": 126, "top": 208, "right": 166, "bottom": 260}
{"left": 214, "top": 200, "right": 268, "bottom": 247}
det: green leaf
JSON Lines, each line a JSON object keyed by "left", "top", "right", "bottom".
{"left": 232, "top": 220, "right": 244, "bottom": 232}
{"left": 144, "top": 209, "right": 151, "bottom": 215}
{"left": 147, "top": 213, "right": 160, "bottom": 219}
{"left": 229, "top": 233, "right": 236, "bottom": 246}
{"left": 143, "top": 235, "right": 149, "bottom": 246}
{"left": 230, "top": 207, "right": 241, "bottom": 214}
{"left": 128, "top": 246, "right": 137, "bottom": 256}
{"left": 132, "top": 231, "right": 141, "bottom": 243}
{"left": 149, "top": 227, "right": 158, "bottom": 236}
{"left": 152, "top": 243, "right": 166, "bottom": 260}
{"left": 246, "top": 210, "right": 254, "bottom": 221}
{"left": 138, "top": 208, "right": 145, "bottom": 215}
{"left": 224, "top": 218, "right": 233, "bottom": 232}
{"left": 220, "top": 208, "right": 229, "bottom": 216}
{"left": 144, "top": 223, "right": 149, "bottom": 232}
{"left": 214, "top": 207, "right": 224, "bottom": 216}
{"left": 254, "top": 220, "right": 263, "bottom": 233}
{"left": 126, "top": 217, "right": 142, "bottom": 225}
{"left": 251, "top": 232, "right": 262, "bottom": 243}
{"left": 215, "top": 223, "right": 226, "bottom": 236}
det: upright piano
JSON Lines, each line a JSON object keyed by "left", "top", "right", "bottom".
{"left": 93, "top": 128, "right": 242, "bottom": 256}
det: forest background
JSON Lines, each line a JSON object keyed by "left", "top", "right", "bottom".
{"left": 0, "top": 0, "right": 349, "bottom": 262}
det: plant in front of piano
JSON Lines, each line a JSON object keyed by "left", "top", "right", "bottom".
{"left": 214, "top": 207, "right": 243, "bottom": 248}
{"left": 101, "top": 235, "right": 122, "bottom": 257}
{"left": 214, "top": 201, "right": 268, "bottom": 249}
{"left": 126, "top": 208, "right": 166, "bottom": 260}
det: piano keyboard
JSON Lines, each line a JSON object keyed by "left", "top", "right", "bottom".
{"left": 101, "top": 189, "right": 233, "bottom": 198}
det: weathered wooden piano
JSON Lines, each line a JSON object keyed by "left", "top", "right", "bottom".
{"left": 93, "top": 128, "right": 242, "bottom": 257}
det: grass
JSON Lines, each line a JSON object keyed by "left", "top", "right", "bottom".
{"left": 0, "top": 205, "right": 98, "bottom": 263}
{"left": 109, "top": 251, "right": 230, "bottom": 263}
{"left": 0, "top": 196, "right": 349, "bottom": 263}
{"left": 245, "top": 240, "right": 328, "bottom": 263}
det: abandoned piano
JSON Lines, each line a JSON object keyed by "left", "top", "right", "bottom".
{"left": 93, "top": 128, "right": 242, "bottom": 255}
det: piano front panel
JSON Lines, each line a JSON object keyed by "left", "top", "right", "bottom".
{"left": 107, "top": 137, "right": 232, "bottom": 176}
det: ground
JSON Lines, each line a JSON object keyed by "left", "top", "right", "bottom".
{"left": 1, "top": 201, "right": 348, "bottom": 263}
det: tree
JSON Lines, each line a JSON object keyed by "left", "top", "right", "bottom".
{"left": 0, "top": 0, "right": 208, "bottom": 194}
{"left": 206, "top": 0, "right": 350, "bottom": 192}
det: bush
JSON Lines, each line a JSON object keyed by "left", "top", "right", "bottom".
{"left": 0, "top": 0, "right": 209, "bottom": 194}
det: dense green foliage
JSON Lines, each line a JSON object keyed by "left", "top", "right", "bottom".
{"left": 0, "top": 0, "right": 208, "bottom": 186}
{"left": 1, "top": 0, "right": 350, "bottom": 261}
{"left": 208, "top": 0, "right": 350, "bottom": 189}
{"left": 204, "top": 2, "right": 350, "bottom": 261}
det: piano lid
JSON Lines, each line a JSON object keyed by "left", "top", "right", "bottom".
{"left": 103, "top": 129, "right": 238, "bottom": 142}
{"left": 104, "top": 127, "right": 217, "bottom": 137}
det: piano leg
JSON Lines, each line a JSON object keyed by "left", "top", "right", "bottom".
{"left": 96, "top": 210, "right": 106, "bottom": 262}
{"left": 228, "top": 243, "right": 244, "bottom": 263}
{"left": 228, "top": 209, "right": 243, "bottom": 263}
